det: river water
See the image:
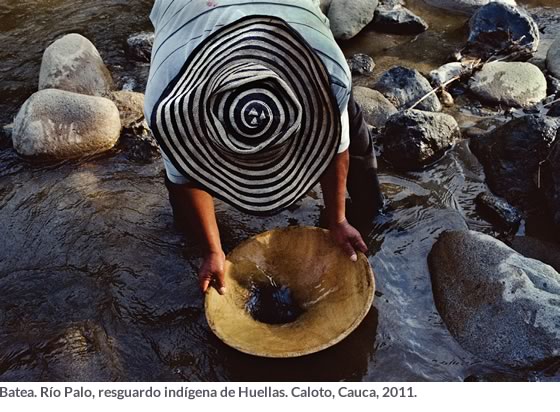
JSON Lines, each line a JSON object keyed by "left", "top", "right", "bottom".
{"left": 0, "top": 0, "right": 559, "bottom": 381}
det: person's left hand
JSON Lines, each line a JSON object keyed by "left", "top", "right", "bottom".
{"left": 329, "top": 219, "right": 368, "bottom": 261}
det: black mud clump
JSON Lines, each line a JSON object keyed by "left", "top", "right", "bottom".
{"left": 245, "top": 280, "right": 303, "bottom": 325}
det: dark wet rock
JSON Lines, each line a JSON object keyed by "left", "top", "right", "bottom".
{"left": 469, "top": 62, "right": 547, "bottom": 108}
{"left": 316, "top": 0, "right": 332, "bottom": 14}
{"left": 352, "top": 86, "right": 398, "bottom": 129}
{"left": 511, "top": 236, "right": 560, "bottom": 273}
{"left": 470, "top": 115, "right": 560, "bottom": 210}
{"left": 328, "top": 0, "right": 379, "bottom": 40}
{"left": 383, "top": 109, "right": 461, "bottom": 170}
{"left": 475, "top": 192, "right": 522, "bottom": 231}
{"left": 346, "top": 53, "right": 375, "bottom": 75}
{"left": 547, "top": 37, "right": 560, "bottom": 79}
{"left": 548, "top": 100, "right": 560, "bottom": 117}
{"left": 464, "top": 3, "right": 540, "bottom": 61}
{"left": 374, "top": 66, "right": 442, "bottom": 112}
{"left": 424, "top": 0, "right": 516, "bottom": 15}
{"left": 110, "top": 91, "right": 145, "bottom": 130}
{"left": 541, "top": 141, "right": 560, "bottom": 226}
{"left": 39, "top": 33, "right": 114, "bottom": 97}
{"left": 429, "top": 63, "right": 473, "bottom": 87}
{"left": 12, "top": 89, "right": 121, "bottom": 159}
{"left": 429, "top": 230, "right": 560, "bottom": 368}
{"left": 1, "top": 123, "right": 13, "bottom": 149}
{"left": 118, "top": 122, "right": 160, "bottom": 163}
{"left": 373, "top": 5, "right": 428, "bottom": 35}
{"left": 126, "top": 32, "right": 154, "bottom": 63}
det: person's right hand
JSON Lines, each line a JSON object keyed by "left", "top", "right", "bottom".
{"left": 198, "top": 250, "right": 226, "bottom": 295}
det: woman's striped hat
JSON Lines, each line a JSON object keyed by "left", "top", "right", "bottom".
{"left": 151, "top": 16, "right": 341, "bottom": 215}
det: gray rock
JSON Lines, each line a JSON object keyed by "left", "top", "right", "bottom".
{"left": 424, "top": 0, "right": 516, "bottom": 15}
{"left": 39, "top": 33, "right": 114, "bottom": 97}
{"left": 383, "top": 109, "right": 461, "bottom": 170}
{"left": 12, "top": 89, "right": 121, "bottom": 159}
{"left": 470, "top": 115, "right": 560, "bottom": 210}
{"left": 373, "top": 5, "right": 428, "bottom": 35}
{"left": 328, "top": 0, "right": 379, "bottom": 40}
{"left": 346, "top": 53, "right": 375, "bottom": 75}
{"left": 469, "top": 62, "right": 547, "bottom": 108}
{"left": 475, "top": 192, "right": 522, "bottom": 231}
{"left": 110, "top": 91, "right": 145, "bottom": 130}
{"left": 126, "top": 32, "right": 154, "bottom": 63}
{"left": 546, "top": 37, "right": 560, "bottom": 79}
{"left": 464, "top": 3, "right": 540, "bottom": 60}
{"left": 511, "top": 237, "right": 560, "bottom": 273}
{"left": 430, "top": 62, "right": 473, "bottom": 87}
{"left": 352, "top": 86, "right": 398, "bottom": 129}
{"left": 542, "top": 141, "right": 560, "bottom": 226}
{"left": 429, "top": 230, "right": 560, "bottom": 368}
{"left": 374, "top": 66, "right": 442, "bottom": 112}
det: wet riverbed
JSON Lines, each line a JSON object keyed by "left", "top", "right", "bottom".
{"left": 1, "top": 1, "right": 559, "bottom": 381}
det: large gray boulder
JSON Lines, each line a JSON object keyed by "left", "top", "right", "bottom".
{"left": 13, "top": 89, "right": 121, "bottom": 159}
{"left": 352, "top": 86, "right": 397, "bottom": 129}
{"left": 424, "top": 0, "right": 516, "bottom": 15}
{"left": 374, "top": 66, "right": 442, "bottom": 112}
{"left": 546, "top": 37, "right": 560, "bottom": 79}
{"left": 429, "top": 230, "right": 560, "bottom": 368}
{"left": 39, "top": 33, "right": 114, "bottom": 97}
{"left": 328, "top": 0, "right": 379, "bottom": 40}
{"left": 383, "top": 109, "right": 461, "bottom": 170}
{"left": 469, "top": 62, "right": 547, "bottom": 108}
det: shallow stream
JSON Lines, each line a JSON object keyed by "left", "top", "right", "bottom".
{"left": 1, "top": 0, "right": 559, "bottom": 381}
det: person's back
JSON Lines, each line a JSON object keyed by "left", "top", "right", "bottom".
{"left": 145, "top": 0, "right": 351, "bottom": 124}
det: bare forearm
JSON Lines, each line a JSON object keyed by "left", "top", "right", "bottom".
{"left": 320, "top": 151, "right": 349, "bottom": 226}
{"left": 168, "top": 184, "right": 222, "bottom": 254}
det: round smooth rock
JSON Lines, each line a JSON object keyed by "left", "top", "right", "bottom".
{"left": 469, "top": 62, "right": 547, "bottom": 107}
{"left": 39, "top": 33, "right": 114, "bottom": 97}
{"left": 13, "top": 89, "right": 121, "bottom": 159}
{"left": 352, "top": 86, "right": 397, "bottom": 129}
{"left": 328, "top": 0, "right": 379, "bottom": 40}
{"left": 429, "top": 230, "right": 560, "bottom": 368}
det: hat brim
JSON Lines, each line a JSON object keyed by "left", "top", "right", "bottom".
{"left": 205, "top": 227, "right": 375, "bottom": 358}
{"left": 151, "top": 16, "right": 341, "bottom": 215}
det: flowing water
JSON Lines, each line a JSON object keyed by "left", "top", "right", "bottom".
{"left": 1, "top": 0, "right": 559, "bottom": 382}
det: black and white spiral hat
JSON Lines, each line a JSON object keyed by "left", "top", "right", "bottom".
{"left": 151, "top": 16, "right": 341, "bottom": 215}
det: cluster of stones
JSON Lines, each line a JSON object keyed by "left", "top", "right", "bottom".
{"left": 344, "top": 0, "right": 560, "bottom": 369}
{"left": 11, "top": 33, "right": 152, "bottom": 161}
